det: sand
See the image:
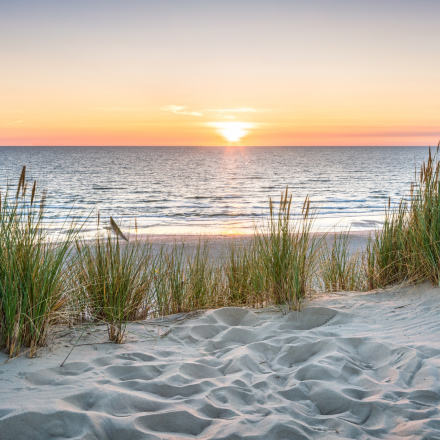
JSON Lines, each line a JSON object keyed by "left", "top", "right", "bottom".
{"left": 2, "top": 282, "right": 440, "bottom": 439}
{"left": 138, "top": 230, "right": 371, "bottom": 260}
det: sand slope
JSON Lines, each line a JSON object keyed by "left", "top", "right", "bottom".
{"left": 2, "top": 283, "right": 440, "bottom": 439}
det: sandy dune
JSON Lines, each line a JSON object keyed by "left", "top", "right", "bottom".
{"left": 1, "top": 283, "right": 440, "bottom": 439}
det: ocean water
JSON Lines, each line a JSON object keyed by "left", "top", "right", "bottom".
{"left": 0, "top": 146, "right": 431, "bottom": 235}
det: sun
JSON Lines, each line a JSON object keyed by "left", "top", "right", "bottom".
{"left": 207, "top": 122, "right": 254, "bottom": 143}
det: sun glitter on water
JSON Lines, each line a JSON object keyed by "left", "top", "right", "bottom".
{"left": 207, "top": 122, "right": 254, "bottom": 142}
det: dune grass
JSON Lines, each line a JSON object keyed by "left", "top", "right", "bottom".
{"left": 319, "top": 229, "right": 366, "bottom": 292}
{"left": 2, "top": 146, "right": 440, "bottom": 357}
{"left": 0, "top": 167, "right": 79, "bottom": 358}
{"left": 223, "top": 242, "right": 265, "bottom": 307}
{"left": 253, "top": 189, "right": 323, "bottom": 311}
{"left": 366, "top": 143, "right": 440, "bottom": 288}
{"left": 74, "top": 235, "right": 155, "bottom": 343}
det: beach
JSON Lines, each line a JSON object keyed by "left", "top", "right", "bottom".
{"left": 2, "top": 0, "right": 439, "bottom": 437}
{"left": 138, "top": 231, "right": 371, "bottom": 259}
{"left": 2, "top": 282, "right": 440, "bottom": 439}
{"left": 2, "top": 151, "right": 440, "bottom": 438}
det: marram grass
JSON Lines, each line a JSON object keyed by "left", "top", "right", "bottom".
{"left": 2, "top": 146, "right": 440, "bottom": 357}
{"left": 0, "top": 167, "right": 79, "bottom": 358}
{"left": 319, "top": 229, "right": 366, "bottom": 292}
{"left": 367, "top": 142, "right": 440, "bottom": 288}
{"left": 254, "top": 189, "right": 323, "bottom": 312}
{"left": 74, "top": 235, "right": 155, "bottom": 343}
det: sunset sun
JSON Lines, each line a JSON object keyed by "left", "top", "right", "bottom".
{"left": 207, "top": 122, "right": 254, "bottom": 143}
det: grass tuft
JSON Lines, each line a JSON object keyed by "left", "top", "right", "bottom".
{"left": 3, "top": 145, "right": 440, "bottom": 357}
{"left": 254, "top": 187, "right": 323, "bottom": 312}
{"left": 0, "top": 167, "right": 79, "bottom": 358}
{"left": 319, "top": 229, "right": 365, "bottom": 292}
{"left": 366, "top": 142, "right": 440, "bottom": 288}
{"left": 74, "top": 234, "right": 154, "bottom": 343}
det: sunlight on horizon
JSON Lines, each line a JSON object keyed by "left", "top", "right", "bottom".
{"left": 207, "top": 122, "right": 255, "bottom": 143}
{"left": 1, "top": 2, "right": 439, "bottom": 146}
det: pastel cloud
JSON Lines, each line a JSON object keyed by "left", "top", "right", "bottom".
{"left": 161, "top": 105, "right": 203, "bottom": 116}
{"left": 208, "top": 108, "right": 257, "bottom": 113}
{"left": 94, "top": 107, "right": 144, "bottom": 112}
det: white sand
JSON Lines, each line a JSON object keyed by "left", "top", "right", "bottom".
{"left": 1, "top": 283, "right": 440, "bottom": 439}
{"left": 129, "top": 231, "right": 370, "bottom": 260}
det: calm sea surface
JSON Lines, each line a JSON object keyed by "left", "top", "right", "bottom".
{"left": 0, "top": 146, "right": 431, "bottom": 235}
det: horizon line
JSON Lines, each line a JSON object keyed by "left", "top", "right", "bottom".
{"left": 0, "top": 145, "right": 432, "bottom": 148}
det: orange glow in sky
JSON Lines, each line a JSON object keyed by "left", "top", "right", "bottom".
{"left": 1, "top": 1, "right": 439, "bottom": 147}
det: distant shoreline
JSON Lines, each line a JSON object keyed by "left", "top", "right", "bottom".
{"left": 124, "top": 229, "right": 372, "bottom": 258}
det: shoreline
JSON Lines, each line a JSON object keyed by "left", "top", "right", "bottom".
{"left": 120, "top": 229, "right": 374, "bottom": 258}
{"left": 93, "top": 214, "right": 384, "bottom": 237}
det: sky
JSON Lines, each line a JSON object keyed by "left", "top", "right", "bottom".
{"left": 1, "top": 0, "right": 439, "bottom": 147}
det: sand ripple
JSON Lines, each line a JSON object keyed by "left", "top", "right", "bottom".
{"left": 2, "top": 283, "right": 440, "bottom": 439}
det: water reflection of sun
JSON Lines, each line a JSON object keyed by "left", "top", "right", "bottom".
{"left": 207, "top": 122, "right": 254, "bottom": 143}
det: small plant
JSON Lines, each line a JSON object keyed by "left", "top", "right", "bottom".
{"left": 224, "top": 243, "right": 253, "bottom": 305}
{"left": 254, "top": 187, "right": 322, "bottom": 312}
{"left": 153, "top": 240, "right": 218, "bottom": 315}
{"left": 366, "top": 143, "right": 440, "bottom": 288}
{"left": 75, "top": 233, "right": 154, "bottom": 343}
{"left": 186, "top": 240, "right": 214, "bottom": 310}
{"left": 223, "top": 242, "right": 265, "bottom": 307}
{"left": 0, "top": 167, "right": 79, "bottom": 358}
{"left": 319, "top": 229, "right": 366, "bottom": 292}
{"left": 406, "top": 144, "right": 440, "bottom": 284}
{"left": 153, "top": 243, "right": 187, "bottom": 315}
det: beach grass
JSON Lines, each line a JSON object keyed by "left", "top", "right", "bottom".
{"left": 2, "top": 146, "right": 440, "bottom": 357}
{"left": 366, "top": 143, "right": 440, "bottom": 288}
{"left": 253, "top": 189, "right": 323, "bottom": 311}
{"left": 319, "top": 229, "right": 366, "bottom": 292}
{"left": 223, "top": 242, "right": 264, "bottom": 307}
{"left": 74, "top": 234, "right": 155, "bottom": 343}
{"left": 152, "top": 241, "right": 217, "bottom": 316}
{"left": 0, "top": 167, "right": 79, "bottom": 358}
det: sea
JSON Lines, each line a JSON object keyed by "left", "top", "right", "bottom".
{"left": 0, "top": 146, "right": 431, "bottom": 236}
